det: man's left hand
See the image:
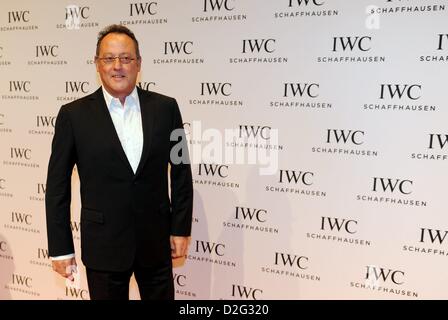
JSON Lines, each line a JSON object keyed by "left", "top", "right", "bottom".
{"left": 170, "top": 236, "right": 189, "bottom": 259}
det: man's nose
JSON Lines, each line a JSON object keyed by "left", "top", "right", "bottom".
{"left": 112, "top": 57, "right": 123, "bottom": 68}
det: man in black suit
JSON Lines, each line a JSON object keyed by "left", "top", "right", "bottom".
{"left": 45, "top": 24, "right": 193, "bottom": 300}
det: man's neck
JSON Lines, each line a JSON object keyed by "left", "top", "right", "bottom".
{"left": 118, "top": 96, "right": 126, "bottom": 106}
{"left": 103, "top": 86, "right": 136, "bottom": 107}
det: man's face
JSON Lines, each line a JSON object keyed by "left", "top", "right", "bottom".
{"left": 95, "top": 33, "right": 141, "bottom": 99}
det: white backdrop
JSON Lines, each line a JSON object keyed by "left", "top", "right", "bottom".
{"left": 1, "top": 0, "right": 448, "bottom": 300}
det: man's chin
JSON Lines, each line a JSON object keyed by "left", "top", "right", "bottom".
{"left": 108, "top": 85, "right": 132, "bottom": 94}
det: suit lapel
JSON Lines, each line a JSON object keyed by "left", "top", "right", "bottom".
{"left": 135, "top": 87, "right": 155, "bottom": 177}
{"left": 89, "top": 87, "right": 135, "bottom": 176}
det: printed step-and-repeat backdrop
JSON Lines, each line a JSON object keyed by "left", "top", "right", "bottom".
{"left": 1, "top": 0, "right": 447, "bottom": 299}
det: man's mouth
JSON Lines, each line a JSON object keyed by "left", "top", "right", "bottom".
{"left": 112, "top": 75, "right": 125, "bottom": 79}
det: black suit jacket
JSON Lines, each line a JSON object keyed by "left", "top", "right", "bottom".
{"left": 45, "top": 87, "right": 193, "bottom": 272}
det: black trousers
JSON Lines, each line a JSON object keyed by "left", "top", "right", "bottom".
{"left": 86, "top": 260, "right": 174, "bottom": 300}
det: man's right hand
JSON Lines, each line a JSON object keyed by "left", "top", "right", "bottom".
{"left": 52, "top": 257, "right": 77, "bottom": 281}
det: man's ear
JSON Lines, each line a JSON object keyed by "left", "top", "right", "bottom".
{"left": 137, "top": 57, "right": 142, "bottom": 72}
{"left": 94, "top": 57, "right": 99, "bottom": 72}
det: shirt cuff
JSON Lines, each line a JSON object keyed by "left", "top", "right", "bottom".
{"left": 51, "top": 253, "right": 75, "bottom": 261}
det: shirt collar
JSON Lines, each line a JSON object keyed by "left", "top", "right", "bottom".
{"left": 101, "top": 86, "right": 139, "bottom": 111}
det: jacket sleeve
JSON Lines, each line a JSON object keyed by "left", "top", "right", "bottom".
{"left": 45, "top": 105, "right": 76, "bottom": 256}
{"left": 169, "top": 99, "right": 193, "bottom": 236}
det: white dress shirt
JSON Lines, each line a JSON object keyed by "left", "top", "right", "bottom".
{"left": 51, "top": 86, "right": 143, "bottom": 261}
{"left": 102, "top": 86, "right": 143, "bottom": 174}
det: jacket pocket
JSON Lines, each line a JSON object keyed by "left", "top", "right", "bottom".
{"left": 81, "top": 208, "right": 104, "bottom": 224}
